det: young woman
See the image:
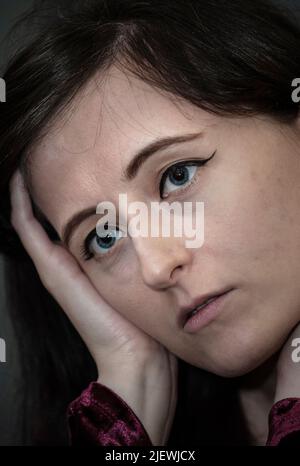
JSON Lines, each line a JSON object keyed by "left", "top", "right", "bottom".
{"left": 1, "top": 0, "right": 300, "bottom": 446}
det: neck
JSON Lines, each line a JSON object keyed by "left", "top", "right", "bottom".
{"left": 236, "top": 351, "right": 280, "bottom": 446}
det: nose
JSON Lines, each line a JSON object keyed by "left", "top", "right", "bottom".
{"left": 132, "top": 235, "right": 192, "bottom": 290}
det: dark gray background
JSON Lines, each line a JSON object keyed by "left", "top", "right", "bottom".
{"left": 0, "top": 0, "right": 35, "bottom": 72}
{"left": 1, "top": 0, "right": 35, "bottom": 446}
{"left": 0, "top": 0, "right": 299, "bottom": 446}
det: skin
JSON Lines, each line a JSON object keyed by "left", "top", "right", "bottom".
{"left": 24, "top": 64, "right": 300, "bottom": 382}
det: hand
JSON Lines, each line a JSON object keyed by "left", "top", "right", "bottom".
{"left": 9, "top": 169, "right": 178, "bottom": 445}
{"left": 275, "top": 321, "right": 300, "bottom": 403}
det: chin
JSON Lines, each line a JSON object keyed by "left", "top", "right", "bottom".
{"left": 184, "top": 341, "right": 279, "bottom": 379}
{"left": 209, "top": 362, "right": 262, "bottom": 379}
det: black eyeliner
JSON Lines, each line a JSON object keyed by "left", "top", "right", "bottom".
{"left": 159, "top": 150, "right": 216, "bottom": 198}
{"left": 80, "top": 151, "right": 216, "bottom": 261}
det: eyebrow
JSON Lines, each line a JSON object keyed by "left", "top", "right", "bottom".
{"left": 62, "top": 131, "right": 204, "bottom": 248}
{"left": 122, "top": 131, "right": 203, "bottom": 181}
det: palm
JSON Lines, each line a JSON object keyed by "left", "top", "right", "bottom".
{"left": 45, "top": 242, "right": 163, "bottom": 361}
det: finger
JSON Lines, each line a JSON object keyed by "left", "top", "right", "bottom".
{"left": 9, "top": 169, "right": 57, "bottom": 265}
{"left": 9, "top": 169, "right": 123, "bottom": 340}
{"left": 10, "top": 170, "right": 90, "bottom": 297}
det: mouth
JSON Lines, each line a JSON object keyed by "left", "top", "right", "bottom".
{"left": 179, "top": 288, "right": 234, "bottom": 328}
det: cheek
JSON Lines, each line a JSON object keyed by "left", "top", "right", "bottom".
{"left": 84, "top": 267, "right": 153, "bottom": 325}
{"left": 199, "top": 160, "right": 300, "bottom": 338}
{"left": 205, "top": 160, "right": 299, "bottom": 273}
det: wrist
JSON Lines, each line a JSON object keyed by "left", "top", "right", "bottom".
{"left": 98, "top": 364, "right": 164, "bottom": 445}
{"left": 97, "top": 353, "right": 176, "bottom": 446}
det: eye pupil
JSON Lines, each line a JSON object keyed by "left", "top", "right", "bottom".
{"left": 169, "top": 166, "right": 189, "bottom": 185}
{"left": 96, "top": 232, "right": 116, "bottom": 249}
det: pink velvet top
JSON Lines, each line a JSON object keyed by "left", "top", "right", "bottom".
{"left": 66, "top": 381, "right": 300, "bottom": 446}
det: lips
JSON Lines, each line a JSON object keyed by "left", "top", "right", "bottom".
{"left": 179, "top": 288, "right": 234, "bottom": 328}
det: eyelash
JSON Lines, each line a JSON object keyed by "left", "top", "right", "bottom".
{"left": 158, "top": 151, "right": 216, "bottom": 198}
{"left": 79, "top": 151, "right": 216, "bottom": 262}
{"left": 79, "top": 225, "right": 122, "bottom": 262}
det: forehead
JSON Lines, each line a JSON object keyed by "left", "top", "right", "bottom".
{"left": 28, "top": 66, "right": 217, "bottom": 230}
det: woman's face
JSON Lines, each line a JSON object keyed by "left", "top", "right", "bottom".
{"left": 28, "top": 66, "right": 300, "bottom": 377}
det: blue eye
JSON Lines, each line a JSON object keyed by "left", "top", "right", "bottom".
{"left": 161, "top": 165, "right": 197, "bottom": 197}
{"left": 80, "top": 151, "right": 216, "bottom": 261}
{"left": 159, "top": 152, "right": 216, "bottom": 198}
{"left": 80, "top": 223, "right": 124, "bottom": 261}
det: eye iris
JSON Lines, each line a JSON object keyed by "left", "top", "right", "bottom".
{"left": 169, "top": 166, "right": 189, "bottom": 186}
{"left": 96, "top": 233, "right": 116, "bottom": 249}
{"left": 96, "top": 223, "right": 117, "bottom": 250}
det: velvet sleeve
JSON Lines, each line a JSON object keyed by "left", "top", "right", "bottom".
{"left": 66, "top": 381, "right": 153, "bottom": 446}
{"left": 266, "top": 398, "right": 300, "bottom": 446}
